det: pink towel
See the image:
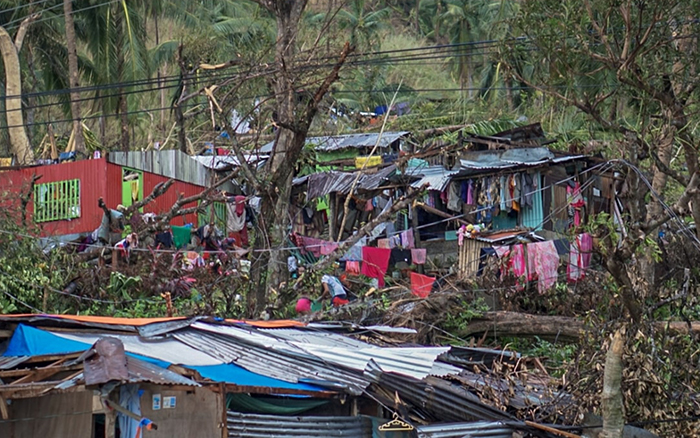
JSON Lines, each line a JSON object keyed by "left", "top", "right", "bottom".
{"left": 377, "top": 239, "right": 390, "bottom": 249}
{"left": 568, "top": 233, "right": 593, "bottom": 281}
{"left": 410, "top": 248, "right": 427, "bottom": 264}
{"left": 527, "top": 241, "right": 560, "bottom": 294}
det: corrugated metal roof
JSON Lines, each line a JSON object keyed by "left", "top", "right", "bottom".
{"left": 302, "top": 165, "right": 396, "bottom": 200}
{"left": 0, "top": 356, "right": 28, "bottom": 370}
{"left": 227, "top": 412, "right": 373, "bottom": 438}
{"left": 406, "top": 165, "right": 461, "bottom": 192}
{"left": 227, "top": 412, "right": 513, "bottom": 438}
{"left": 52, "top": 331, "right": 222, "bottom": 366}
{"left": 55, "top": 356, "right": 199, "bottom": 391}
{"left": 260, "top": 131, "right": 409, "bottom": 154}
{"left": 457, "top": 148, "right": 585, "bottom": 176}
{"left": 174, "top": 328, "right": 370, "bottom": 395}
{"left": 191, "top": 154, "right": 268, "bottom": 171}
{"left": 190, "top": 322, "right": 461, "bottom": 380}
{"left": 416, "top": 421, "right": 514, "bottom": 438}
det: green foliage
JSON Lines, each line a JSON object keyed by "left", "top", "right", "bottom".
{"left": 506, "top": 336, "right": 577, "bottom": 378}
{"left": 442, "top": 297, "right": 489, "bottom": 341}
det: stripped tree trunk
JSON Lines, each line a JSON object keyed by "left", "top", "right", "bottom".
{"left": 602, "top": 329, "right": 625, "bottom": 438}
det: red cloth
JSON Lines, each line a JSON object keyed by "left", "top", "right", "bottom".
{"left": 234, "top": 195, "right": 246, "bottom": 216}
{"left": 331, "top": 296, "right": 349, "bottom": 307}
{"left": 361, "top": 246, "right": 391, "bottom": 288}
{"left": 410, "top": 272, "right": 435, "bottom": 298}
{"left": 527, "top": 241, "right": 560, "bottom": 294}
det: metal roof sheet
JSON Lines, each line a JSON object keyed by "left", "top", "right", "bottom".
{"left": 174, "top": 327, "right": 370, "bottom": 395}
{"left": 52, "top": 331, "right": 222, "bottom": 366}
{"left": 190, "top": 323, "right": 461, "bottom": 380}
{"left": 191, "top": 154, "right": 268, "bottom": 171}
{"left": 406, "top": 165, "right": 460, "bottom": 192}
{"left": 457, "top": 148, "right": 586, "bottom": 176}
{"left": 416, "top": 421, "right": 514, "bottom": 438}
{"left": 302, "top": 165, "right": 396, "bottom": 200}
{"left": 0, "top": 356, "right": 28, "bottom": 370}
{"left": 55, "top": 355, "right": 199, "bottom": 391}
{"left": 227, "top": 412, "right": 373, "bottom": 438}
{"left": 260, "top": 131, "right": 409, "bottom": 154}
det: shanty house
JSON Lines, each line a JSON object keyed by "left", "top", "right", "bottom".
{"left": 0, "top": 314, "right": 575, "bottom": 438}
{"left": 0, "top": 150, "right": 240, "bottom": 241}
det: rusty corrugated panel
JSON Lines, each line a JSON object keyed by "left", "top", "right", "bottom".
{"left": 83, "top": 338, "right": 128, "bottom": 385}
{"left": 304, "top": 165, "right": 396, "bottom": 200}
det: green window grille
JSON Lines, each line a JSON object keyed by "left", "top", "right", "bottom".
{"left": 33, "top": 179, "right": 81, "bottom": 223}
{"left": 198, "top": 201, "right": 227, "bottom": 231}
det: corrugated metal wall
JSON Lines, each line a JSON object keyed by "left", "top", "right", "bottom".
{"left": 520, "top": 171, "right": 543, "bottom": 230}
{"left": 141, "top": 171, "right": 204, "bottom": 226}
{"left": 0, "top": 159, "right": 108, "bottom": 237}
{"left": 459, "top": 238, "right": 489, "bottom": 279}
{"left": 108, "top": 150, "right": 210, "bottom": 187}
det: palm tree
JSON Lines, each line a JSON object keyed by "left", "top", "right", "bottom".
{"left": 337, "top": 0, "right": 390, "bottom": 51}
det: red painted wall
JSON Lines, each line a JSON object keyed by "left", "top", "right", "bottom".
{"left": 0, "top": 159, "right": 109, "bottom": 237}
{"left": 0, "top": 159, "right": 206, "bottom": 237}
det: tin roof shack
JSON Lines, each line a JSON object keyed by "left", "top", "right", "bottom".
{"left": 0, "top": 152, "right": 218, "bottom": 241}
{"left": 260, "top": 131, "right": 409, "bottom": 169}
{"left": 0, "top": 314, "right": 590, "bottom": 438}
{"left": 0, "top": 338, "right": 220, "bottom": 438}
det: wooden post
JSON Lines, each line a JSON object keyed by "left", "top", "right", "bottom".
{"left": 328, "top": 193, "right": 337, "bottom": 241}
{"left": 111, "top": 250, "right": 118, "bottom": 271}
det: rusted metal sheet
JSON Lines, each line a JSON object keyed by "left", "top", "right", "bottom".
{"left": 417, "top": 421, "right": 514, "bottom": 437}
{"left": 301, "top": 165, "right": 396, "bottom": 200}
{"left": 0, "top": 356, "right": 28, "bottom": 370}
{"left": 83, "top": 338, "right": 128, "bottom": 386}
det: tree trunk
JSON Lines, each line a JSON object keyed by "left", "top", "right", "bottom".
{"left": 63, "top": 0, "right": 86, "bottom": 154}
{"left": 601, "top": 329, "right": 625, "bottom": 438}
{"left": 0, "top": 20, "right": 36, "bottom": 165}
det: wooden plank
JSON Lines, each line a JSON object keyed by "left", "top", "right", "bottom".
{"left": 0, "top": 394, "right": 8, "bottom": 420}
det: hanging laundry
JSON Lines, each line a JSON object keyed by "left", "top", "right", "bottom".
{"left": 527, "top": 241, "right": 560, "bottom": 294}
{"left": 447, "top": 181, "right": 462, "bottom": 212}
{"left": 460, "top": 180, "right": 469, "bottom": 203}
{"left": 319, "top": 241, "right": 339, "bottom": 256}
{"left": 499, "top": 175, "right": 507, "bottom": 210}
{"left": 400, "top": 229, "right": 415, "bottom": 249}
{"left": 410, "top": 248, "right": 427, "bottom": 264}
{"left": 568, "top": 233, "right": 593, "bottom": 281}
{"left": 509, "top": 174, "right": 521, "bottom": 212}
{"left": 340, "top": 237, "right": 366, "bottom": 261}
{"left": 510, "top": 244, "right": 527, "bottom": 278}
{"left": 467, "top": 180, "right": 475, "bottom": 205}
{"left": 171, "top": 225, "right": 192, "bottom": 249}
{"left": 567, "top": 181, "right": 586, "bottom": 227}
{"left": 388, "top": 235, "right": 402, "bottom": 249}
{"left": 389, "top": 248, "right": 412, "bottom": 268}
{"left": 410, "top": 272, "right": 435, "bottom": 298}
{"left": 521, "top": 173, "right": 536, "bottom": 208}
{"left": 377, "top": 238, "right": 390, "bottom": 249}
{"left": 361, "top": 247, "right": 391, "bottom": 288}
{"left": 345, "top": 261, "right": 361, "bottom": 276}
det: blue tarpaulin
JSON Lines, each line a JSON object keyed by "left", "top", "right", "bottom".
{"left": 3, "top": 325, "right": 327, "bottom": 392}
{"left": 3, "top": 324, "right": 170, "bottom": 368}
{"left": 191, "top": 364, "right": 325, "bottom": 392}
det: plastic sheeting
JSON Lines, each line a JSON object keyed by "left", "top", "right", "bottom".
{"left": 191, "top": 364, "right": 326, "bottom": 392}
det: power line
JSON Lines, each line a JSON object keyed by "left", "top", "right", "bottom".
{"left": 0, "top": 0, "right": 52, "bottom": 16}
